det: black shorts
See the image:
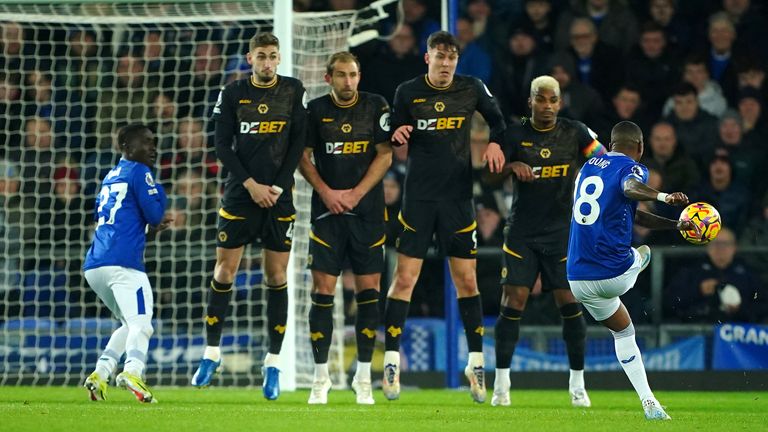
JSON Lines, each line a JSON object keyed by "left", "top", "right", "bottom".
{"left": 396, "top": 199, "right": 476, "bottom": 259}
{"left": 500, "top": 226, "right": 569, "bottom": 291}
{"left": 308, "top": 215, "right": 385, "bottom": 276}
{"left": 216, "top": 199, "right": 295, "bottom": 252}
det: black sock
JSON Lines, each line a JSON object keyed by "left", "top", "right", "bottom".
{"left": 495, "top": 307, "right": 522, "bottom": 368}
{"left": 383, "top": 297, "right": 409, "bottom": 351}
{"left": 308, "top": 293, "right": 334, "bottom": 364}
{"left": 561, "top": 302, "right": 586, "bottom": 370}
{"left": 205, "top": 279, "right": 233, "bottom": 346}
{"left": 266, "top": 282, "right": 288, "bottom": 354}
{"left": 458, "top": 294, "right": 484, "bottom": 353}
{"left": 355, "top": 289, "right": 380, "bottom": 362}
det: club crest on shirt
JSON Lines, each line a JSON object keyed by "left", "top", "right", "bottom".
{"left": 540, "top": 148, "right": 551, "bottom": 159}
{"left": 341, "top": 123, "right": 352, "bottom": 133}
{"left": 434, "top": 101, "right": 445, "bottom": 112}
{"left": 258, "top": 103, "right": 269, "bottom": 114}
{"left": 145, "top": 172, "right": 155, "bottom": 186}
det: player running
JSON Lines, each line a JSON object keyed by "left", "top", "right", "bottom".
{"left": 382, "top": 30, "right": 506, "bottom": 403}
{"left": 191, "top": 32, "right": 307, "bottom": 401}
{"left": 567, "top": 120, "right": 698, "bottom": 420}
{"left": 83, "top": 124, "right": 172, "bottom": 403}
{"left": 491, "top": 75, "right": 606, "bottom": 407}
{"left": 299, "top": 51, "right": 392, "bottom": 405}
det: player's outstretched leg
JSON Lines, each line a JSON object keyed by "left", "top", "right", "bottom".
{"left": 382, "top": 297, "right": 409, "bottom": 400}
{"left": 85, "top": 324, "right": 128, "bottom": 401}
{"left": 193, "top": 279, "right": 231, "bottom": 387}
{"left": 263, "top": 281, "right": 288, "bottom": 400}
{"left": 308, "top": 292, "right": 334, "bottom": 404}
{"left": 492, "top": 307, "right": 521, "bottom": 406}
{"left": 560, "top": 302, "right": 591, "bottom": 408}
{"left": 352, "top": 289, "right": 379, "bottom": 405}
{"left": 459, "top": 294, "right": 486, "bottom": 403}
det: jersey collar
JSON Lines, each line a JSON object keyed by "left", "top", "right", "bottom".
{"left": 250, "top": 75, "right": 278, "bottom": 88}
{"left": 330, "top": 90, "right": 358, "bottom": 108}
{"left": 424, "top": 74, "right": 452, "bottom": 91}
{"left": 530, "top": 119, "right": 557, "bottom": 132}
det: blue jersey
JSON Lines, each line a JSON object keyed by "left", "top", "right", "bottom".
{"left": 83, "top": 158, "right": 167, "bottom": 272}
{"left": 567, "top": 152, "right": 648, "bottom": 280}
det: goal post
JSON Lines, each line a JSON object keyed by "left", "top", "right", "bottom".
{"left": 0, "top": 0, "right": 399, "bottom": 389}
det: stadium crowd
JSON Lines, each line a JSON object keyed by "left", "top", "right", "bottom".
{"left": 0, "top": 0, "right": 767, "bottom": 325}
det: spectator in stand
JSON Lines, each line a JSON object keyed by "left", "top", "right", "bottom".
{"left": 514, "top": 0, "right": 558, "bottom": 54}
{"left": 722, "top": 0, "right": 768, "bottom": 59}
{"left": 648, "top": 0, "right": 693, "bottom": 54}
{"left": 359, "top": 23, "right": 425, "bottom": 104}
{"left": 493, "top": 24, "right": 550, "bottom": 121}
{"left": 465, "top": 0, "right": 504, "bottom": 54}
{"left": 177, "top": 41, "right": 225, "bottom": 118}
{"left": 554, "top": 0, "right": 639, "bottom": 55}
{"left": 22, "top": 70, "right": 89, "bottom": 152}
{"left": 0, "top": 22, "right": 38, "bottom": 87}
{"left": 625, "top": 22, "right": 680, "bottom": 119}
{"left": 150, "top": 92, "right": 181, "bottom": 151}
{"left": 696, "top": 11, "right": 750, "bottom": 106}
{"left": 159, "top": 118, "right": 218, "bottom": 184}
{"left": 736, "top": 58, "right": 767, "bottom": 102}
{"left": 0, "top": 160, "right": 35, "bottom": 293}
{"left": 595, "top": 85, "right": 650, "bottom": 142}
{"left": 736, "top": 86, "right": 767, "bottom": 145}
{"left": 18, "top": 117, "right": 57, "bottom": 194}
{"left": 0, "top": 75, "right": 22, "bottom": 155}
{"left": 548, "top": 52, "right": 604, "bottom": 124}
{"left": 715, "top": 110, "right": 761, "bottom": 192}
{"left": 97, "top": 54, "right": 155, "bottom": 143}
{"left": 401, "top": 0, "right": 440, "bottom": 54}
{"left": 667, "top": 227, "right": 766, "bottom": 323}
{"left": 162, "top": 168, "right": 217, "bottom": 243}
{"left": 662, "top": 55, "right": 728, "bottom": 119}
{"left": 692, "top": 152, "right": 750, "bottom": 236}
{"left": 642, "top": 122, "right": 700, "bottom": 195}
{"left": 455, "top": 16, "right": 492, "bottom": 84}
{"left": 562, "top": 17, "right": 625, "bottom": 104}
{"left": 664, "top": 82, "right": 719, "bottom": 170}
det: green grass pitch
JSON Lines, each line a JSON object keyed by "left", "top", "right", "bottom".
{"left": 1, "top": 387, "right": 765, "bottom": 432}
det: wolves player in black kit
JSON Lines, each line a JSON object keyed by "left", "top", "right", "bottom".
{"left": 299, "top": 51, "right": 392, "bottom": 405}
{"left": 383, "top": 31, "right": 506, "bottom": 403}
{"left": 491, "top": 75, "right": 606, "bottom": 407}
{"left": 191, "top": 33, "right": 307, "bottom": 402}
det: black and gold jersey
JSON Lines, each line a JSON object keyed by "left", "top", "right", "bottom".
{"left": 306, "top": 91, "right": 390, "bottom": 221}
{"left": 212, "top": 75, "right": 307, "bottom": 204}
{"left": 505, "top": 117, "right": 606, "bottom": 235}
{"left": 391, "top": 74, "right": 505, "bottom": 201}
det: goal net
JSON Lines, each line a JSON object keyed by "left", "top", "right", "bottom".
{"left": 0, "top": 0, "right": 397, "bottom": 389}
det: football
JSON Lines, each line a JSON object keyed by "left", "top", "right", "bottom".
{"left": 679, "top": 202, "right": 722, "bottom": 244}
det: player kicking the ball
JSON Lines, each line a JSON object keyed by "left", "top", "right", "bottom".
{"left": 567, "top": 121, "right": 699, "bottom": 420}
{"left": 83, "top": 124, "right": 172, "bottom": 403}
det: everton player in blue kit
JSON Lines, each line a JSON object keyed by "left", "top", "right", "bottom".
{"left": 567, "top": 121, "right": 697, "bottom": 420}
{"left": 83, "top": 124, "right": 172, "bottom": 403}
{"left": 191, "top": 33, "right": 307, "bottom": 400}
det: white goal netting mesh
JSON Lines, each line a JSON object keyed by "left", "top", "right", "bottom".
{"left": 0, "top": 0, "right": 389, "bottom": 388}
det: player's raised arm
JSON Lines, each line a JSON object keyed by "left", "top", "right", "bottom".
{"left": 273, "top": 82, "right": 309, "bottom": 193}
